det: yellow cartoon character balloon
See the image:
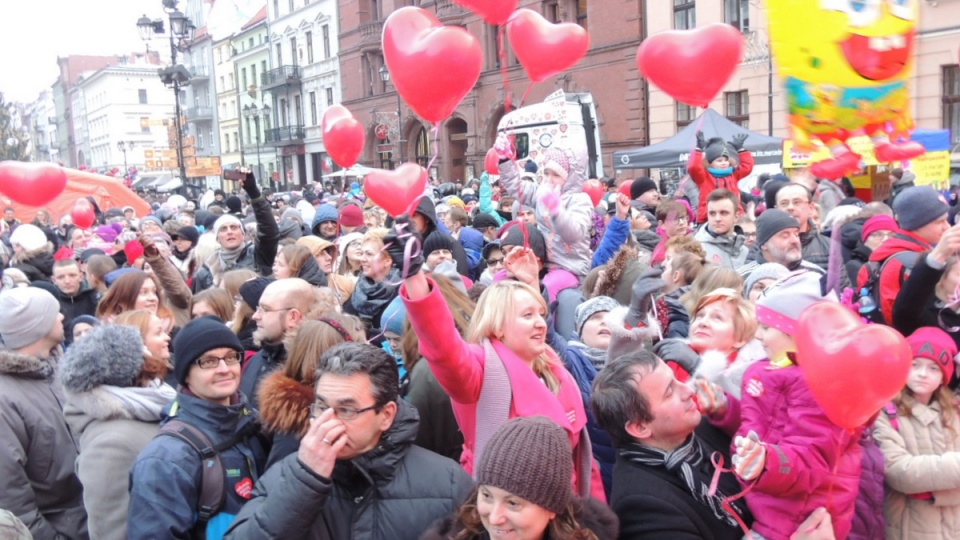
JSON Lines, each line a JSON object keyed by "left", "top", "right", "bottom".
{"left": 766, "top": 0, "right": 926, "bottom": 178}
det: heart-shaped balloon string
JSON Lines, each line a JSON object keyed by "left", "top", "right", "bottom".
{"left": 322, "top": 105, "right": 365, "bottom": 169}
{"left": 507, "top": 9, "right": 590, "bottom": 84}
{"left": 382, "top": 7, "right": 483, "bottom": 124}
{"left": 637, "top": 23, "right": 745, "bottom": 108}
{"left": 0, "top": 161, "right": 67, "bottom": 207}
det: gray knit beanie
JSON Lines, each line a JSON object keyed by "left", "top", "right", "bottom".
{"left": 743, "top": 263, "right": 790, "bottom": 299}
{"left": 893, "top": 186, "right": 947, "bottom": 232}
{"left": 756, "top": 209, "right": 800, "bottom": 248}
{"left": 0, "top": 288, "right": 61, "bottom": 350}
{"left": 475, "top": 416, "right": 572, "bottom": 514}
{"left": 575, "top": 295, "right": 621, "bottom": 337}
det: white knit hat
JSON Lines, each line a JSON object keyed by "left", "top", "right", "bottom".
{"left": 213, "top": 214, "right": 243, "bottom": 236}
{"left": 9, "top": 224, "right": 48, "bottom": 252}
{"left": 0, "top": 288, "right": 61, "bottom": 349}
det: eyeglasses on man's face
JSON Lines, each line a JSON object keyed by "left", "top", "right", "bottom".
{"left": 195, "top": 352, "right": 241, "bottom": 369}
{"left": 309, "top": 400, "right": 381, "bottom": 421}
{"left": 255, "top": 305, "right": 294, "bottom": 316}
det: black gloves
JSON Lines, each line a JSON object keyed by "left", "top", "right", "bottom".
{"left": 653, "top": 339, "right": 702, "bottom": 374}
{"left": 626, "top": 267, "right": 665, "bottom": 328}
{"left": 382, "top": 215, "right": 424, "bottom": 278}
{"left": 695, "top": 130, "right": 706, "bottom": 151}
{"left": 731, "top": 133, "right": 749, "bottom": 151}
{"left": 241, "top": 170, "right": 262, "bottom": 200}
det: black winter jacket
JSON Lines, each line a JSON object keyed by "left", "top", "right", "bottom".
{"left": 192, "top": 196, "right": 280, "bottom": 292}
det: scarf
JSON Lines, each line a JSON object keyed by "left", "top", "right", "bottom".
{"left": 569, "top": 340, "right": 607, "bottom": 370}
{"left": 707, "top": 166, "right": 734, "bottom": 177}
{"left": 217, "top": 242, "right": 246, "bottom": 271}
{"left": 100, "top": 379, "right": 177, "bottom": 421}
{"left": 619, "top": 436, "right": 745, "bottom": 527}
{"left": 350, "top": 268, "right": 401, "bottom": 325}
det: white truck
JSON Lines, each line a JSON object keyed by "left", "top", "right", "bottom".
{"left": 497, "top": 90, "right": 603, "bottom": 179}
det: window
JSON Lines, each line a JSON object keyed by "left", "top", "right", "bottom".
{"left": 224, "top": 134, "right": 230, "bottom": 152}
{"left": 291, "top": 37, "right": 299, "bottom": 65}
{"left": 725, "top": 90, "right": 749, "bottom": 128}
{"left": 289, "top": 0, "right": 294, "bottom": 12}
{"left": 326, "top": 88, "right": 334, "bottom": 106}
{"left": 198, "top": 130, "right": 204, "bottom": 150}
{"left": 241, "top": 68, "right": 248, "bottom": 90}
{"left": 724, "top": 0, "right": 749, "bottom": 31}
{"left": 945, "top": 65, "right": 960, "bottom": 144}
{"left": 251, "top": 65, "right": 257, "bottom": 89}
{"left": 230, "top": 100, "right": 236, "bottom": 119}
{"left": 280, "top": 99, "right": 288, "bottom": 126}
{"left": 415, "top": 127, "right": 431, "bottom": 167}
{"left": 262, "top": 60, "right": 268, "bottom": 77}
{"left": 295, "top": 95, "right": 302, "bottom": 125}
{"left": 306, "top": 32, "right": 314, "bottom": 64}
{"left": 310, "top": 92, "right": 317, "bottom": 125}
{"left": 140, "top": 117, "right": 150, "bottom": 134}
{"left": 219, "top": 76, "right": 225, "bottom": 91}
{"left": 273, "top": 0, "right": 279, "bottom": 16}
{"left": 276, "top": 44, "right": 283, "bottom": 67}
{"left": 674, "top": 0, "right": 695, "bottom": 30}
{"left": 576, "top": 0, "right": 587, "bottom": 30}
{"left": 546, "top": 1, "right": 561, "bottom": 23}
{"left": 249, "top": 37, "right": 254, "bottom": 49}
{"left": 322, "top": 25, "right": 330, "bottom": 59}
{"left": 233, "top": 132, "right": 239, "bottom": 151}
{"left": 138, "top": 89, "right": 148, "bottom": 104}
{"left": 216, "top": 49, "right": 222, "bottom": 64}
{"left": 676, "top": 102, "right": 694, "bottom": 130}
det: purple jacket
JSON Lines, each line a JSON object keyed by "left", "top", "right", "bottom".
{"left": 848, "top": 430, "right": 886, "bottom": 540}
{"left": 737, "top": 360, "right": 862, "bottom": 540}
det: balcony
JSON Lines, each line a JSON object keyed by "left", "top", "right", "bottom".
{"left": 261, "top": 65, "right": 302, "bottom": 90}
{"left": 358, "top": 21, "right": 383, "bottom": 45}
{"left": 265, "top": 125, "right": 305, "bottom": 145}
{"left": 434, "top": 0, "right": 467, "bottom": 23}
{"left": 185, "top": 106, "right": 214, "bottom": 122}
{"left": 302, "top": 57, "right": 338, "bottom": 80}
{"left": 189, "top": 64, "right": 210, "bottom": 81}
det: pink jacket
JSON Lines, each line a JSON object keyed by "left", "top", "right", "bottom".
{"left": 401, "top": 278, "right": 605, "bottom": 502}
{"left": 737, "top": 360, "right": 862, "bottom": 540}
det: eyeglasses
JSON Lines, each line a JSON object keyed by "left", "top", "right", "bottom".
{"left": 486, "top": 257, "right": 505, "bottom": 267}
{"left": 195, "top": 352, "right": 241, "bottom": 369}
{"left": 255, "top": 305, "right": 295, "bottom": 316}
{"left": 309, "top": 400, "right": 381, "bottom": 421}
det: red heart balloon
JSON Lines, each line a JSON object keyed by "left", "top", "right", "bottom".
{"left": 582, "top": 179, "right": 605, "bottom": 207}
{"left": 0, "top": 161, "right": 67, "bottom": 206}
{"left": 636, "top": 23, "right": 745, "bottom": 108}
{"left": 484, "top": 149, "right": 500, "bottom": 175}
{"left": 322, "top": 105, "right": 365, "bottom": 169}
{"left": 364, "top": 163, "right": 428, "bottom": 218}
{"left": 453, "top": 0, "right": 517, "bottom": 25}
{"left": 795, "top": 301, "right": 912, "bottom": 430}
{"left": 382, "top": 7, "right": 483, "bottom": 124}
{"left": 507, "top": 9, "right": 590, "bottom": 83}
{"left": 71, "top": 199, "right": 96, "bottom": 230}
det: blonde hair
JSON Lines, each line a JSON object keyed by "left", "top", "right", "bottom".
{"left": 691, "top": 287, "right": 757, "bottom": 345}
{"left": 282, "top": 316, "right": 366, "bottom": 386}
{"left": 277, "top": 244, "right": 312, "bottom": 276}
{"left": 467, "top": 280, "right": 561, "bottom": 393}
{"left": 895, "top": 385, "right": 960, "bottom": 434}
{"left": 114, "top": 310, "right": 171, "bottom": 386}
{"left": 681, "top": 264, "right": 743, "bottom": 313}
{"left": 221, "top": 268, "right": 257, "bottom": 301}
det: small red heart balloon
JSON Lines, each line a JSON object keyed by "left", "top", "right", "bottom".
{"left": 484, "top": 149, "right": 500, "bottom": 175}
{"left": 364, "top": 163, "right": 428, "bottom": 218}
{"left": 0, "top": 161, "right": 67, "bottom": 206}
{"left": 637, "top": 23, "right": 745, "bottom": 108}
{"left": 795, "top": 301, "right": 912, "bottom": 430}
{"left": 382, "top": 7, "right": 483, "bottom": 124}
{"left": 71, "top": 199, "right": 96, "bottom": 230}
{"left": 507, "top": 9, "right": 590, "bottom": 83}
{"left": 322, "top": 105, "right": 365, "bottom": 169}
{"left": 453, "top": 0, "right": 517, "bottom": 25}
{"left": 582, "top": 179, "right": 605, "bottom": 207}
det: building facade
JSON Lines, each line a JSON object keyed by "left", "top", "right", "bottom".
{"left": 233, "top": 8, "right": 278, "bottom": 192}
{"left": 26, "top": 90, "right": 59, "bottom": 164}
{"left": 214, "top": 37, "right": 243, "bottom": 179}
{"left": 183, "top": 0, "right": 224, "bottom": 190}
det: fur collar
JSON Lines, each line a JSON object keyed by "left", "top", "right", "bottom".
{"left": 692, "top": 338, "right": 766, "bottom": 399}
{"left": 0, "top": 348, "right": 55, "bottom": 379}
{"left": 11, "top": 242, "right": 54, "bottom": 264}
{"left": 257, "top": 370, "right": 313, "bottom": 437}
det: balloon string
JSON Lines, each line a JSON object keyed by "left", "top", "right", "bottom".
{"left": 380, "top": 221, "right": 422, "bottom": 291}
{"left": 426, "top": 123, "right": 440, "bottom": 175}
{"left": 708, "top": 451, "right": 755, "bottom": 538}
{"left": 518, "top": 82, "right": 534, "bottom": 109}
{"left": 499, "top": 25, "right": 511, "bottom": 113}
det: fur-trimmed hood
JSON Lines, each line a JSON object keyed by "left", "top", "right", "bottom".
{"left": 604, "top": 305, "right": 661, "bottom": 362}
{"left": 10, "top": 242, "right": 54, "bottom": 264}
{"left": 257, "top": 370, "right": 313, "bottom": 437}
{"left": 60, "top": 325, "right": 145, "bottom": 393}
{"left": 0, "top": 347, "right": 56, "bottom": 379}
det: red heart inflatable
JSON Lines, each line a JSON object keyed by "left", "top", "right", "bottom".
{"left": 363, "top": 163, "right": 428, "bottom": 218}
{"left": 582, "top": 179, "right": 605, "bottom": 207}
{"left": 795, "top": 301, "right": 912, "bottom": 430}
{"left": 322, "top": 105, "right": 365, "bottom": 169}
{"left": 507, "top": 9, "right": 590, "bottom": 83}
{"left": 453, "top": 0, "right": 517, "bottom": 25}
{"left": 382, "top": 8, "right": 482, "bottom": 124}
{"left": 484, "top": 148, "right": 500, "bottom": 175}
{"left": 71, "top": 199, "right": 96, "bottom": 230}
{"left": 636, "top": 23, "right": 745, "bottom": 108}
{"left": 0, "top": 161, "right": 67, "bottom": 206}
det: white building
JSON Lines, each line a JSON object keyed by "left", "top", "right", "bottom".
{"left": 26, "top": 90, "right": 59, "bottom": 163}
{"left": 233, "top": 10, "right": 278, "bottom": 190}
{"left": 183, "top": 0, "right": 224, "bottom": 190}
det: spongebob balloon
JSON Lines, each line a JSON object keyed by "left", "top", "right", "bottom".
{"left": 766, "top": 0, "right": 926, "bottom": 179}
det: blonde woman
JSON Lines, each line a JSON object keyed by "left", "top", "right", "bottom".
{"left": 343, "top": 228, "right": 400, "bottom": 336}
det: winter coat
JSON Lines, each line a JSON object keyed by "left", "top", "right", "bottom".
{"left": 0, "top": 509, "right": 32, "bottom": 540}
{"left": 799, "top": 225, "right": 832, "bottom": 271}
{"left": 694, "top": 224, "right": 748, "bottom": 270}
{"left": 255, "top": 368, "right": 312, "bottom": 469}
{"left": 735, "top": 359, "right": 861, "bottom": 540}
{"left": 499, "top": 160, "right": 594, "bottom": 278}
{"left": 592, "top": 216, "right": 630, "bottom": 269}
{"left": 0, "top": 348, "right": 88, "bottom": 540}
{"left": 891, "top": 253, "right": 960, "bottom": 350}
{"left": 477, "top": 173, "right": 507, "bottom": 227}
{"left": 406, "top": 358, "right": 463, "bottom": 462}
{"left": 874, "top": 395, "right": 960, "bottom": 540}
{"left": 611, "top": 421, "right": 748, "bottom": 540}
{"left": 687, "top": 149, "right": 753, "bottom": 223}
{"left": 420, "top": 496, "right": 619, "bottom": 540}
{"left": 145, "top": 247, "right": 194, "bottom": 328}
{"left": 192, "top": 196, "right": 280, "bottom": 292}
{"left": 414, "top": 198, "right": 471, "bottom": 277}
{"left": 662, "top": 288, "right": 690, "bottom": 339}
{"left": 849, "top": 429, "right": 886, "bottom": 540}
{"left": 127, "top": 392, "right": 267, "bottom": 540}
{"left": 223, "top": 399, "right": 473, "bottom": 540}
{"left": 401, "top": 277, "right": 606, "bottom": 501}
{"left": 859, "top": 230, "right": 932, "bottom": 324}
{"left": 11, "top": 244, "right": 55, "bottom": 282}
{"left": 816, "top": 179, "right": 846, "bottom": 218}
{"left": 456, "top": 226, "right": 485, "bottom": 279}
{"left": 240, "top": 341, "right": 286, "bottom": 412}
{"left": 846, "top": 243, "right": 872, "bottom": 289}
{"left": 839, "top": 217, "right": 866, "bottom": 263}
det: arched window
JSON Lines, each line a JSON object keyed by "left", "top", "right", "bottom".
{"left": 415, "top": 127, "right": 431, "bottom": 168}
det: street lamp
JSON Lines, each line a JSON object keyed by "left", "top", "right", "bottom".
{"left": 243, "top": 103, "right": 271, "bottom": 190}
{"left": 137, "top": 0, "right": 196, "bottom": 194}
{"left": 117, "top": 141, "right": 135, "bottom": 179}
{"left": 378, "top": 65, "right": 403, "bottom": 167}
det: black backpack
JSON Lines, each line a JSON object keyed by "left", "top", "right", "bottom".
{"left": 857, "top": 250, "right": 921, "bottom": 324}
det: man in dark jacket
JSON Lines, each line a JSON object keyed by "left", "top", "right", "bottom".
{"left": 127, "top": 317, "right": 266, "bottom": 540}
{"left": 0, "top": 287, "right": 88, "bottom": 539}
{"left": 591, "top": 349, "right": 751, "bottom": 540}
{"left": 773, "top": 183, "right": 831, "bottom": 271}
{"left": 225, "top": 342, "right": 472, "bottom": 540}
{"left": 50, "top": 259, "right": 100, "bottom": 327}
{"left": 192, "top": 169, "right": 280, "bottom": 292}
{"left": 411, "top": 197, "right": 470, "bottom": 277}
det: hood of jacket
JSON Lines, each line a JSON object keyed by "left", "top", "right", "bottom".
{"left": 295, "top": 255, "right": 328, "bottom": 287}
{"left": 311, "top": 204, "right": 339, "bottom": 235}
{"left": 12, "top": 246, "right": 55, "bottom": 280}
{"left": 415, "top": 196, "right": 439, "bottom": 234}
{"left": 0, "top": 347, "right": 56, "bottom": 380}
{"left": 631, "top": 228, "right": 661, "bottom": 253}
{"left": 256, "top": 370, "right": 313, "bottom": 437}
{"left": 278, "top": 219, "right": 303, "bottom": 241}
{"left": 868, "top": 230, "right": 931, "bottom": 263}
{"left": 840, "top": 217, "right": 866, "bottom": 252}
{"left": 332, "top": 398, "right": 419, "bottom": 488}
{"left": 694, "top": 224, "right": 745, "bottom": 255}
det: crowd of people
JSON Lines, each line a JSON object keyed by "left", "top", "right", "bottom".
{"left": 0, "top": 129, "right": 958, "bottom": 540}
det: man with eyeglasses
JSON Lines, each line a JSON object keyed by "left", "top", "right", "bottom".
{"left": 128, "top": 316, "right": 267, "bottom": 540}
{"left": 773, "top": 182, "right": 832, "bottom": 271}
{"left": 225, "top": 342, "right": 471, "bottom": 540}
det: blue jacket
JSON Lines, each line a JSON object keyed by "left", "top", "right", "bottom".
{"left": 457, "top": 227, "right": 485, "bottom": 278}
{"left": 591, "top": 216, "right": 630, "bottom": 269}
{"left": 127, "top": 392, "right": 267, "bottom": 540}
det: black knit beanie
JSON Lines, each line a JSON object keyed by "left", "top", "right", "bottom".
{"left": 226, "top": 195, "right": 243, "bottom": 215}
{"left": 173, "top": 316, "right": 243, "bottom": 386}
{"left": 475, "top": 416, "right": 572, "bottom": 514}
{"left": 630, "top": 177, "right": 658, "bottom": 200}
{"left": 500, "top": 223, "right": 548, "bottom": 265}
{"left": 422, "top": 231, "right": 458, "bottom": 259}
{"left": 239, "top": 277, "right": 274, "bottom": 310}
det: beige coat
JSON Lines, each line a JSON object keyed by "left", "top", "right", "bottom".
{"left": 874, "top": 397, "right": 960, "bottom": 540}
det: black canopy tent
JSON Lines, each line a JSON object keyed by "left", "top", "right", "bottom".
{"left": 613, "top": 108, "right": 784, "bottom": 169}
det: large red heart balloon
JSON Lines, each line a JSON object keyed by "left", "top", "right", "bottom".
{"left": 382, "top": 8, "right": 483, "bottom": 125}
{"left": 636, "top": 23, "right": 745, "bottom": 108}
{"left": 484, "top": 148, "right": 500, "bottom": 175}
{"left": 507, "top": 9, "right": 590, "bottom": 83}
{"left": 582, "top": 179, "right": 605, "bottom": 207}
{"left": 364, "top": 163, "right": 428, "bottom": 218}
{"left": 322, "top": 105, "right": 365, "bottom": 169}
{"left": 795, "top": 301, "right": 912, "bottom": 430}
{"left": 71, "top": 198, "right": 96, "bottom": 230}
{"left": 453, "top": 0, "right": 517, "bottom": 25}
{"left": 0, "top": 161, "right": 67, "bottom": 206}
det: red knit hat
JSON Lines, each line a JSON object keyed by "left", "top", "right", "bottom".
{"left": 861, "top": 215, "right": 898, "bottom": 242}
{"left": 907, "top": 327, "right": 957, "bottom": 382}
{"left": 339, "top": 204, "right": 364, "bottom": 227}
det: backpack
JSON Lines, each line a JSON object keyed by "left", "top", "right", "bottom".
{"left": 857, "top": 250, "right": 921, "bottom": 325}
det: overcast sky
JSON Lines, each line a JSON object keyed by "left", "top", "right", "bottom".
{"left": 0, "top": 0, "right": 169, "bottom": 103}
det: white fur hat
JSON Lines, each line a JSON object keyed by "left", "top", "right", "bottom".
{"left": 9, "top": 224, "right": 48, "bottom": 252}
